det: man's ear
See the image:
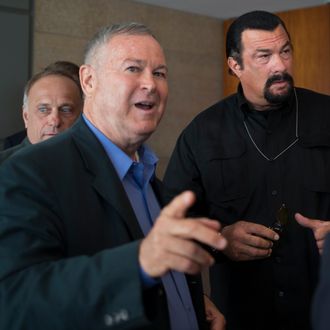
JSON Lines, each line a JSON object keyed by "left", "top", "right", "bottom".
{"left": 22, "top": 107, "right": 28, "bottom": 128}
{"left": 80, "top": 64, "right": 96, "bottom": 98}
{"left": 228, "top": 56, "right": 242, "bottom": 78}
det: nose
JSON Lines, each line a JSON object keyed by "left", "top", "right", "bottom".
{"left": 140, "top": 71, "right": 156, "bottom": 93}
{"left": 271, "top": 54, "right": 287, "bottom": 74}
{"left": 47, "top": 109, "right": 61, "bottom": 127}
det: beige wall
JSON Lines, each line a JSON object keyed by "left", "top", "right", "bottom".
{"left": 33, "top": 0, "right": 223, "bottom": 177}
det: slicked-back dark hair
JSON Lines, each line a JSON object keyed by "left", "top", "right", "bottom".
{"left": 226, "top": 10, "right": 291, "bottom": 74}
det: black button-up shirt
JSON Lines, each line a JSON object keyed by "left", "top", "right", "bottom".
{"left": 163, "top": 86, "right": 330, "bottom": 330}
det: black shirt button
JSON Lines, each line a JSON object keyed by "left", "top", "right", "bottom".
{"left": 278, "top": 291, "right": 285, "bottom": 297}
{"left": 271, "top": 190, "right": 278, "bottom": 196}
{"left": 275, "top": 256, "right": 282, "bottom": 263}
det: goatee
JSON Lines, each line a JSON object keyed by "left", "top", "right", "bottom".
{"left": 264, "top": 73, "right": 294, "bottom": 104}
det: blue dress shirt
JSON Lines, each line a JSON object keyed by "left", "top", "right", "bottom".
{"left": 83, "top": 115, "right": 199, "bottom": 330}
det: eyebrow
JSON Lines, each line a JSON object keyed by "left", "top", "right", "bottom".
{"left": 155, "top": 64, "right": 168, "bottom": 74}
{"left": 36, "top": 101, "right": 75, "bottom": 108}
{"left": 281, "top": 41, "right": 293, "bottom": 50}
{"left": 123, "top": 58, "right": 168, "bottom": 73}
{"left": 59, "top": 103, "right": 75, "bottom": 106}
{"left": 256, "top": 41, "right": 292, "bottom": 53}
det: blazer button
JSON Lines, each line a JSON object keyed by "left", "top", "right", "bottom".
{"left": 104, "top": 309, "right": 129, "bottom": 327}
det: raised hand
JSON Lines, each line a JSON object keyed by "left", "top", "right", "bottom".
{"left": 139, "top": 191, "right": 227, "bottom": 277}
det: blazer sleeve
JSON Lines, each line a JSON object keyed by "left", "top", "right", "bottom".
{"left": 0, "top": 154, "right": 167, "bottom": 330}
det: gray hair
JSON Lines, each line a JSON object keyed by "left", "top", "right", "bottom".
{"left": 23, "top": 61, "right": 82, "bottom": 110}
{"left": 84, "top": 22, "right": 157, "bottom": 65}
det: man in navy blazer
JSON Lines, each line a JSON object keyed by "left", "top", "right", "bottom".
{"left": 0, "top": 23, "right": 226, "bottom": 329}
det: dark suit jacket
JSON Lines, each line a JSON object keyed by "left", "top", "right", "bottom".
{"left": 0, "top": 137, "right": 31, "bottom": 165}
{"left": 0, "top": 117, "right": 206, "bottom": 330}
{"left": 2, "top": 129, "right": 27, "bottom": 149}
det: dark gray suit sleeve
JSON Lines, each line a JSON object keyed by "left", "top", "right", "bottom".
{"left": 0, "top": 152, "right": 166, "bottom": 330}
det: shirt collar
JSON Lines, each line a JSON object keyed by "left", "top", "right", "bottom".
{"left": 82, "top": 114, "right": 158, "bottom": 180}
{"left": 237, "top": 83, "right": 295, "bottom": 117}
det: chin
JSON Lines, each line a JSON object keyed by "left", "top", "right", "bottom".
{"left": 140, "top": 120, "right": 159, "bottom": 132}
{"left": 265, "top": 85, "right": 293, "bottom": 104}
{"left": 42, "top": 135, "right": 56, "bottom": 141}
{"left": 134, "top": 126, "right": 156, "bottom": 141}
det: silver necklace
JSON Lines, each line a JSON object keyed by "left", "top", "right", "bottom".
{"left": 243, "top": 88, "right": 299, "bottom": 162}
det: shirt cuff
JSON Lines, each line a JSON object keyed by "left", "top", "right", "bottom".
{"left": 139, "top": 266, "right": 160, "bottom": 288}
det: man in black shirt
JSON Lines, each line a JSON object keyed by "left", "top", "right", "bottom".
{"left": 163, "top": 10, "right": 330, "bottom": 330}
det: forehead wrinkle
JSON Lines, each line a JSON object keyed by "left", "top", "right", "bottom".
{"left": 106, "top": 34, "right": 165, "bottom": 61}
{"left": 243, "top": 28, "right": 290, "bottom": 52}
{"left": 123, "top": 58, "right": 145, "bottom": 65}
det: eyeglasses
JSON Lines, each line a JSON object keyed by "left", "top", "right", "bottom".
{"left": 270, "top": 203, "right": 289, "bottom": 234}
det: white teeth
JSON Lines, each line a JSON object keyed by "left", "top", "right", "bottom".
{"left": 135, "top": 102, "right": 154, "bottom": 109}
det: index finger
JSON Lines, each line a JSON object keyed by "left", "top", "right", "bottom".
{"left": 162, "top": 190, "right": 196, "bottom": 219}
{"left": 248, "top": 223, "right": 279, "bottom": 241}
{"left": 172, "top": 218, "right": 227, "bottom": 251}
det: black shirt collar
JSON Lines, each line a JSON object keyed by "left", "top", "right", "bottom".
{"left": 237, "top": 83, "right": 295, "bottom": 116}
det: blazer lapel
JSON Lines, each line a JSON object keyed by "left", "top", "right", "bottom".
{"left": 71, "top": 118, "right": 144, "bottom": 240}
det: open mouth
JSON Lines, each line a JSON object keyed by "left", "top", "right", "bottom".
{"left": 271, "top": 80, "right": 288, "bottom": 88}
{"left": 272, "top": 79, "right": 286, "bottom": 84}
{"left": 135, "top": 101, "right": 155, "bottom": 110}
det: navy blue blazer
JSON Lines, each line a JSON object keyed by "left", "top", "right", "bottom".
{"left": 0, "top": 117, "right": 206, "bottom": 330}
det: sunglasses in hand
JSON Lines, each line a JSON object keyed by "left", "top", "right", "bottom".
{"left": 270, "top": 204, "right": 289, "bottom": 234}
